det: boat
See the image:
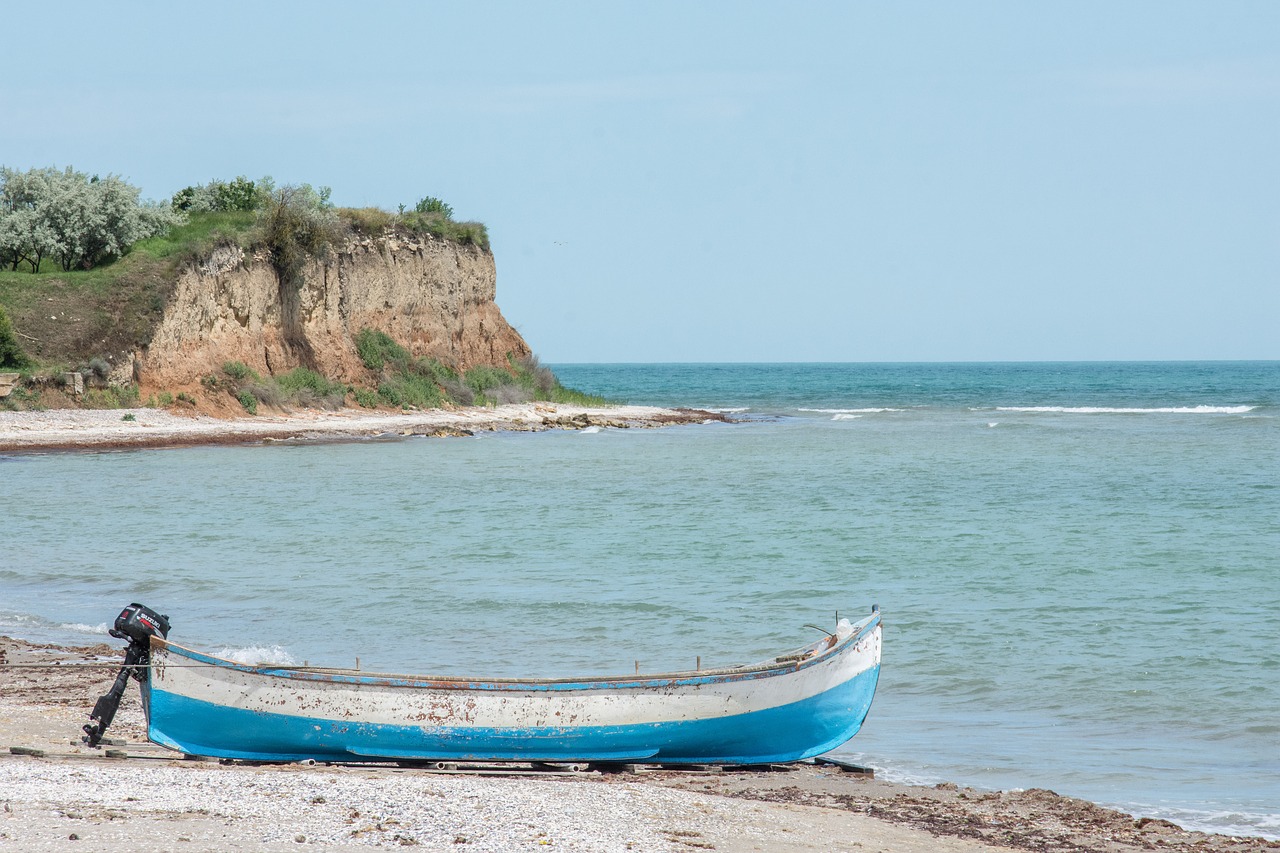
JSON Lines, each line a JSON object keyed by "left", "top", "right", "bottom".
{"left": 86, "top": 604, "right": 882, "bottom": 765}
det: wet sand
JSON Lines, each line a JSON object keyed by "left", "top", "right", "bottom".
{"left": 3, "top": 637, "right": 1274, "bottom": 852}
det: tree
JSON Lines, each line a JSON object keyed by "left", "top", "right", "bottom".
{"left": 0, "top": 167, "right": 59, "bottom": 272}
{"left": 0, "top": 166, "right": 182, "bottom": 272}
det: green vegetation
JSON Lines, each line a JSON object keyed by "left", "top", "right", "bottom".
{"left": 414, "top": 196, "right": 453, "bottom": 218}
{"left": 0, "top": 304, "right": 30, "bottom": 368}
{"left": 81, "top": 383, "right": 140, "bottom": 409}
{"left": 396, "top": 210, "right": 488, "bottom": 249}
{"left": 355, "top": 328, "right": 410, "bottom": 371}
{"left": 1, "top": 166, "right": 182, "bottom": 272}
{"left": 258, "top": 185, "right": 340, "bottom": 294}
{"left": 354, "top": 328, "right": 606, "bottom": 410}
{"left": 171, "top": 175, "right": 271, "bottom": 214}
{"left": 212, "top": 361, "right": 350, "bottom": 415}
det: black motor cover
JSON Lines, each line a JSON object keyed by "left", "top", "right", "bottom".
{"left": 109, "top": 603, "right": 170, "bottom": 646}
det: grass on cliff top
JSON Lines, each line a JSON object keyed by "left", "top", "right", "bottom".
{"left": 0, "top": 211, "right": 259, "bottom": 369}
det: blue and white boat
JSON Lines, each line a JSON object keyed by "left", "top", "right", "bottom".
{"left": 139, "top": 608, "right": 881, "bottom": 764}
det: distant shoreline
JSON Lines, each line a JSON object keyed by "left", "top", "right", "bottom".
{"left": 0, "top": 636, "right": 1273, "bottom": 852}
{"left": 0, "top": 403, "right": 722, "bottom": 454}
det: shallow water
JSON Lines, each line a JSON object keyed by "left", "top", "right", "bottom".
{"left": 3, "top": 362, "right": 1277, "bottom": 838}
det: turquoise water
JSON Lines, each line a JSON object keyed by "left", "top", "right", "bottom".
{"left": 2, "top": 362, "right": 1277, "bottom": 837}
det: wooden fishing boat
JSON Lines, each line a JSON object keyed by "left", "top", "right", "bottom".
{"left": 89, "top": 604, "right": 882, "bottom": 764}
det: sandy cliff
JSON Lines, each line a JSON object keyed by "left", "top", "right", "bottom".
{"left": 131, "top": 233, "right": 530, "bottom": 388}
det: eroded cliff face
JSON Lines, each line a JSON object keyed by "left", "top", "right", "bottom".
{"left": 135, "top": 233, "right": 530, "bottom": 389}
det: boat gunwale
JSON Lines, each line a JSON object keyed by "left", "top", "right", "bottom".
{"left": 150, "top": 611, "right": 881, "bottom": 692}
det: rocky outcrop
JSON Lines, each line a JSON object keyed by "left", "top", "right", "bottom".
{"left": 131, "top": 233, "right": 530, "bottom": 389}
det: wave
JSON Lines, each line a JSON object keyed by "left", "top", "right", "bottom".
{"left": 59, "top": 622, "right": 109, "bottom": 635}
{"left": 212, "top": 645, "right": 297, "bottom": 666}
{"left": 1118, "top": 804, "right": 1280, "bottom": 841}
{"left": 831, "top": 414, "right": 863, "bottom": 421}
{"left": 0, "top": 610, "right": 110, "bottom": 639}
{"left": 799, "top": 407, "right": 903, "bottom": 414}
{"left": 992, "top": 405, "right": 1256, "bottom": 415}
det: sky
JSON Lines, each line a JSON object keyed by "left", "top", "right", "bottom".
{"left": 4, "top": 1, "right": 1278, "bottom": 362}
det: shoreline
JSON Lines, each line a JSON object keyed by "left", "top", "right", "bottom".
{"left": 0, "top": 403, "right": 721, "bottom": 453}
{"left": 2, "top": 637, "right": 1274, "bottom": 852}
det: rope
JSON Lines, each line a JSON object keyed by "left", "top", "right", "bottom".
{"left": 1, "top": 662, "right": 269, "bottom": 670}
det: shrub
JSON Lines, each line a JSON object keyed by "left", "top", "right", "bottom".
{"left": 438, "top": 376, "right": 474, "bottom": 406}
{"left": 254, "top": 185, "right": 340, "bottom": 293}
{"left": 355, "top": 328, "right": 409, "bottom": 371}
{"left": 82, "top": 384, "right": 140, "bottom": 409}
{"left": 399, "top": 211, "right": 489, "bottom": 249}
{"left": 222, "top": 361, "right": 259, "bottom": 383}
{"left": 83, "top": 357, "right": 111, "bottom": 380}
{"left": 172, "top": 176, "right": 272, "bottom": 213}
{"left": 351, "top": 386, "right": 380, "bottom": 408}
{"left": 341, "top": 207, "right": 394, "bottom": 234}
{"left": 510, "top": 353, "right": 557, "bottom": 396}
{"left": 236, "top": 389, "right": 258, "bottom": 414}
{"left": 464, "top": 365, "right": 514, "bottom": 395}
{"left": 245, "top": 381, "right": 283, "bottom": 409}
{"left": 413, "top": 196, "right": 454, "bottom": 219}
{"left": 378, "top": 372, "right": 443, "bottom": 409}
{"left": 0, "top": 304, "right": 30, "bottom": 369}
{"left": 276, "top": 367, "right": 347, "bottom": 409}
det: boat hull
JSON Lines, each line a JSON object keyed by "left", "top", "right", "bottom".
{"left": 144, "top": 614, "right": 881, "bottom": 764}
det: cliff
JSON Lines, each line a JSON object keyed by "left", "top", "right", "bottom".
{"left": 131, "top": 232, "right": 530, "bottom": 389}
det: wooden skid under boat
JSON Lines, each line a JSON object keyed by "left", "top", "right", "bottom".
{"left": 143, "top": 610, "right": 882, "bottom": 764}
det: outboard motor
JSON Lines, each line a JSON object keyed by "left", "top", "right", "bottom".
{"left": 82, "top": 603, "right": 170, "bottom": 747}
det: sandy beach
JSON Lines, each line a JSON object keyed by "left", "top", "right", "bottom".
{"left": 0, "top": 403, "right": 720, "bottom": 454}
{"left": 2, "top": 638, "right": 1274, "bottom": 852}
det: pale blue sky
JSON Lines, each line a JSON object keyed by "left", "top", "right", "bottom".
{"left": 5, "top": 1, "right": 1277, "bottom": 361}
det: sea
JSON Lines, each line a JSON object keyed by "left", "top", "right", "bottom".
{"left": 2, "top": 362, "right": 1277, "bottom": 839}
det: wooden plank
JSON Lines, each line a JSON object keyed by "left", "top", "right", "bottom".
{"left": 813, "top": 756, "right": 875, "bottom": 776}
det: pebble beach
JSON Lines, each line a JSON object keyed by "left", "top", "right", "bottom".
{"left": 0, "top": 403, "right": 714, "bottom": 453}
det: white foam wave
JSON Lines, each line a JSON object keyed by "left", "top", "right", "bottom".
{"left": 987, "top": 422, "right": 999, "bottom": 428}
{"left": 59, "top": 622, "right": 110, "bottom": 635}
{"left": 704, "top": 406, "right": 749, "bottom": 413}
{"left": 831, "top": 414, "right": 863, "bottom": 421}
{"left": 578, "top": 426, "right": 602, "bottom": 434}
{"left": 1120, "top": 804, "right": 1280, "bottom": 841}
{"left": 213, "top": 645, "right": 297, "bottom": 666}
{"left": 799, "top": 407, "right": 903, "bottom": 414}
{"left": 994, "top": 405, "right": 1255, "bottom": 415}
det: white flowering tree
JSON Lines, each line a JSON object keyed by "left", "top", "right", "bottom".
{"left": 0, "top": 166, "right": 183, "bottom": 272}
